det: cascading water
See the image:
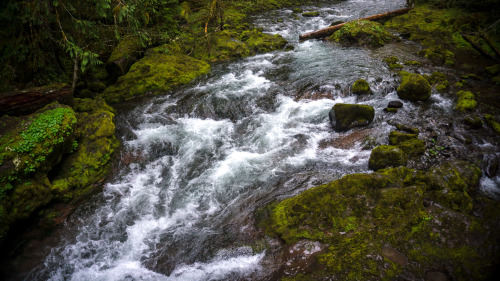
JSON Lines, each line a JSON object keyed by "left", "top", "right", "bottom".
{"left": 21, "top": 0, "right": 499, "bottom": 280}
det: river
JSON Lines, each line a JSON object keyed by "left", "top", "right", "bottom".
{"left": 21, "top": 0, "right": 500, "bottom": 280}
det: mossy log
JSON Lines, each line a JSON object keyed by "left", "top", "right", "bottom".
{"left": 299, "top": 8, "right": 410, "bottom": 40}
{"left": 0, "top": 84, "right": 72, "bottom": 117}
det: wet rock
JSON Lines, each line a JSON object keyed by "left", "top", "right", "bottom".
{"left": 330, "top": 103, "right": 375, "bottom": 132}
{"left": 462, "top": 116, "right": 483, "bottom": 129}
{"left": 485, "top": 114, "right": 500, "bottom": 135}
{"left": 352, "top": 79, "right": 371, "bottom": 95}
{"left": 397, "top": 73, "right": 432, "bottom": 101}
{"left": 330, "top": 20, "right": 398, "bottom": 47}
{"left": 368, "top": 145, "right": 407, "bottom": 171}
{"left": 319, "top": 128, "right": 375, "bottom": 149}
{"left": 388, "top": 100, "right": 403, "bottom": 108}
{"left": 383, "top": 56, "right": 403, "bottom": 70}
{"left": 381, "top": 246, "right": 407, "bottom": 266}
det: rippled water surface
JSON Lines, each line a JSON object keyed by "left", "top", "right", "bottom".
{"left": 23, "top": 0, "right": 500, "bottom": 280}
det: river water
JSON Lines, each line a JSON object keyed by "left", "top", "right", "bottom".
{"left": 23, "top": 0, "right": 500, "bottom": 280}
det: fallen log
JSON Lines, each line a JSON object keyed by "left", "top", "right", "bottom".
{"left": 299, "top": 7, "right": 411, "bottom": 41}
{"left": 0, "top": 84, "right": 73, "bottom": 117}
{"left": 462, "top": 34, "right": 500, "bottom": 63}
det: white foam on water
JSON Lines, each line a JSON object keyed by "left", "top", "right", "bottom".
{"left": 480, "top": 176, "right": 500, "bottom": 199}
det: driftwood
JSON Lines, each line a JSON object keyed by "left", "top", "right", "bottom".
{"left": 299, "top": 8, "right": 411, "bottom": 41}
{"left": 0, "top": 86, "right": 73, "bottom": 117}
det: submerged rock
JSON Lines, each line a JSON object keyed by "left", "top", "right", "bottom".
{"left": 368, "top": 145, "right": 407, "bottom": 171}
{"left": 329, "top": 103, "right": 375, "bottom": 132}
{"left": 352, "top": 79, "right": 372, "bottom": 95}
{"left": 330, "top": 20, "right": 398, "bottom": 47}
{"left": 397, "top": 73, "right": 432, "bottom": 101}
{"left": 463, "top": 116, "right": 483, "bottom": 129}
{"left": 388, "top": 100, "right": 403, "bottom": 108}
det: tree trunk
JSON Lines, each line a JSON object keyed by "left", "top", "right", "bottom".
{"left": 0, "top": 85, "right": 73, "bottom": 117}
{"left": 299, "top": 8, "right": 411, "bottom": 41}
{"left": 71, "top": 54, "right": 79, "bottom": 94}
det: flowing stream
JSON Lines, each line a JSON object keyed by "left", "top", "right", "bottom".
{"left": 24, "top": 0, "right": 500, "bottom": 280}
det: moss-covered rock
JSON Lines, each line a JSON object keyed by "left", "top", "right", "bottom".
{"left": 330, "top": 103, "right": 375, "bottom": 131}
{"left": 302, "top": 11, "right": 319, "bottom": 17}
{"left": 243, "top": 29, "right": 288, "bottom": 53}
{"left": 102, "top": 52, "right": 211, "bottom": 103}
{"left": 0, "top": 103, "right": 77, "bottom": 239}
{"left": 368, "top": 145, "right": 407, "bottom": 171}
{"left": 352, "top": 79, "right": 372, "bottom": 95}
{"left": 463, "top": 116, "right": 483, "bottom": 129}
{"left": 262, "top": 161, "right": 491, "bottom": 280}
{"left": 0, "top": 98, "right": 119, "bottom": 243}
{"left": 87, "top": 81, "right": 107, "bottom": 92}
{"left": 397, "top": 73, "right": 432, "bottom": 101}
{"left": 388, "top": 131, "right": 418, "bottom": 145}
{"left": 50, "top": 98, "right": 119, "bottom": 199}
{"left": 485, "top": 114, "right": 500, "bottom": 135}
{"left": 106, "top": 36, "right": 143, "bottom": 82}
{"left": 383, "top": 56, "right": 403, "bottom": 70}
{"left": 486, "top": 64, "right": 500, "bottom": 76}
{"left": 397, "top": 138, "right": 426, "bottom": 156}
{"left": 394, "top": 123, "right": 420, "bottom": 134}
{"left": 330, "top": 20, "right": 398, "bottom": 47}
{"left": 424, "top": 72, "right": 449, "bottom": 93}
{"left": 455, "top": 91, "right": 477, "bottom": 112}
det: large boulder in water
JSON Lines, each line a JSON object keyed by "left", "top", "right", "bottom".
{"left": 352, "top": 79, "right": 372, "bottom": 95}
{"left": 330, "top": 20, "right": 398, "bottom": 47}
{"left": 397, "top": 73, "right": 432, "bottom": 101}
{"left": 329, "top": 103, "right": 375, "bottom": 131}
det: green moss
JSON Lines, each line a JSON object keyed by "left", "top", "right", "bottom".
{"left": 292, "top": 8, "right": 303, "bottom": 13}
{"left": 385, "top": 6, "right": 472, "bottom": 55}
{"left": 302, "top": 11, "right": 319, "bottom": 17}
{"left": 332, "top": 103, "right": 375, "bottom": 131}
{"left": 0, "top": 98, "right": 119, "bottom": 243}
{"left": 388, "top": 131, "right": 418, "bottom": 145}
{"left": 108, "top": 36, "right": 142, "bottom": 63}
{"left": 102, "top": 53, "right": 211, "bottom": 103}
{"left": 404, "top": 60, "right": 421, "bottom": 66}
{"left": 397, "top": 73, "right": 432, "bottom": 101}
{"left": 383, "top": 57, "right": 403, "bottom": 70}
{"left": 263, "top": 161, "right": 489, "bottom": 280}
{"left": 87, "top": 81, "right": 106, "bottom": 92}
{"left": 486, "top": 64, "right": 500, "bottom": 76}
{"left": 485, "top": 114, "right": 500, "bottom": 135}
{"left": 243, "top": 29, "right": 288, "bottom": 53}
{"left": 394, "top": 123, "right": 420, "bottom": 134}
{"left": 455, "top": 91, "right": 477, "bottom": 112}
{"left": 368, "top": 145, "right": 407, "bottom": 171}
{"left": 330, "top": 20, "right": 397, "bottom": 47}
{"left": 352, "top": 79, "right": 371, "bottom": 95}
{"left": 424, "top": 72, "right": 449, "bottom": 93}
{"left": 463, "top": 116, "right": 483, "bottom": 129}
{"left": 397, "top": 139, "right": 426, "bottom": 156}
